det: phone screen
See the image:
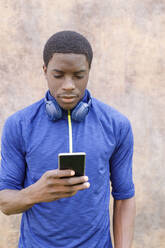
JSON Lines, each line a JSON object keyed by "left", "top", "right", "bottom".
{"left": 58, "top": 152, "right": 86, "bottom": 177}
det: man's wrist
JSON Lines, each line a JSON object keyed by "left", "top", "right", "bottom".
{"left": 20, "top": 184, "right": 38, "bottom": 207}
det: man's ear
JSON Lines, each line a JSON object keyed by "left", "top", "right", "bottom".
{"left": 43, "top": 65, "right": 47, "bottom": 76}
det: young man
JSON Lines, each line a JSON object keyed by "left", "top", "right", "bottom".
{"left": 0, "top": 31, "right": 135, "bottom": 248}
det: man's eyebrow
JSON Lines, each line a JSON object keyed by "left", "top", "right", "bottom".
{"left": 52, "top": 69, "right": 64, "bottom": 73}
{"left": 74, "top": 70, "right": 86, "bottom": 74}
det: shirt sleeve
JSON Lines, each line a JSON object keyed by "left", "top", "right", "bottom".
{"left": 0, "top": 115, "right": 26, "bottom": 190}
{"left": 109, "top": 118, "right": 135, "bottom": 200}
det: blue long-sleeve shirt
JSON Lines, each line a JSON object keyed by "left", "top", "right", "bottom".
{"left": 0, "top": 90, "right": 135, "bottom": 248}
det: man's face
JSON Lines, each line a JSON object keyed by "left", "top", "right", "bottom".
{"left": 43, "top": 53, "right": 90, "bottom": 110}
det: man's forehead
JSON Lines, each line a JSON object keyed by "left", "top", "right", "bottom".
{"left": 48, "top": 53, "right": 89, "bottom": 70}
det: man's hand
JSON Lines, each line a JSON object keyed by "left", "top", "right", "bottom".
{"left": 0, "top": 169, "right": 90, "bottom": 215}
{"left": 28, "top": 169, "right": 90, "bottom": 204}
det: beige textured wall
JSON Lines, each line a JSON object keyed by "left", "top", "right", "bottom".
{"left": 0, "top": 1, "right": 165, "bottom": 247}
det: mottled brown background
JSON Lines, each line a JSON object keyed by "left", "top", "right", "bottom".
{"left": 0, "top": 0, "right": 165, "bottom": 247}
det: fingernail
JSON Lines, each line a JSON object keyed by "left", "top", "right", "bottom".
{"left": 85, "top": 182, "right": 90, "bottom": 188}
{"left": 71, "top": 171, "right": 75, "bottom": 176}
{"left": 84, "top": 176, "right": 88, "bottom": 181}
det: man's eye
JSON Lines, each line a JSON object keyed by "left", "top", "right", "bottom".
{"left": 54, "top": 75, "right": 63, "bottom": 78}
{"left": 75, "top": 75, "right": 84, "bottom": 79}
{"left": 53, "top": 75, "right": 84, "bottom": 79}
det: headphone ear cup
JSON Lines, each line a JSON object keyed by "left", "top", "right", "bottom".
{"left": 45, "top": 100, "right": 62, "bottom": 121}
{"left": 72, "top": 102, "right": 89, "bottom": 122}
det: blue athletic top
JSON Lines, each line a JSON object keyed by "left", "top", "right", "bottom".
{"left": 0, "top": 90, "right": 135, "bottom": 248}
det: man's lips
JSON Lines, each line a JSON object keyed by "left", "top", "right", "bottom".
{"left": 58, "top": 95, "right": 78, "bottom": 104}
{"left": 59, "top": 95, "right": 77, "bottom": 99}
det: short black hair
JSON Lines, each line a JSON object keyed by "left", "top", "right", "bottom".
{"left": 43, "top": 31, "right": 93, "bottom": 69}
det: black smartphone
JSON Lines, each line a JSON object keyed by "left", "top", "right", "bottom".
{"left": 58, "top": 152, "right": 86, "bottom": 177}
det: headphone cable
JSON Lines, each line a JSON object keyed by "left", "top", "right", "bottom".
{"left": 68, "top": 110, "right": 73, "bottom": 153}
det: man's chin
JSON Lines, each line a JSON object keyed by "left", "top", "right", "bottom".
{"left": 59, "top": 102, "right": 77, "bottom": 111}
{"left": 57, "top": 98, "right": 80, "bottom": 111}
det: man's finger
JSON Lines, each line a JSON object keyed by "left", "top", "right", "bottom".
{"left": 44, "top": 169, "right": 75, "bottom": 179}
{"left": 61, "top": 176, "right": 89, "bottom": 186}
{"left": 70, "top": 182, "right": 90, "bottom": 192}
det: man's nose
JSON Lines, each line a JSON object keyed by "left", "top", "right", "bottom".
{"left": 62, "top": 78, "right": 76, "bottom": 91}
